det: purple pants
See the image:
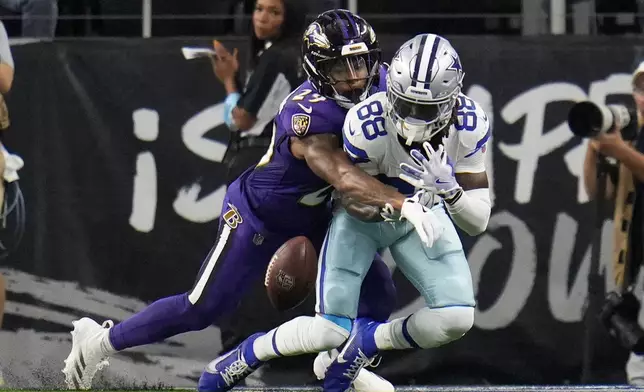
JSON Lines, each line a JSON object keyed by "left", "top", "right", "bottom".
{"left": 109, "top": 201, "right": 396, "bottom": 351}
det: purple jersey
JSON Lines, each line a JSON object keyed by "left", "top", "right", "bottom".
{"left": 102, "top": 65, "right": 395, "bottom": 359}
{"left": 227, "top": 65, "right": 388, "bottom": 236}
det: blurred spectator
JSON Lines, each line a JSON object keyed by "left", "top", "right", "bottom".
{"left": 0, "top": 0, "right": 57, "bottom": 38}
{"left": 228, "top": 0, "right": 340, "bottom": 36}
{"left": 211, "top": 0, "right": 307, "bottom": 185}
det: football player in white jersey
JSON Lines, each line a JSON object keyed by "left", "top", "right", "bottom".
{"left": 314, "top": 33, "right": 492, "bottom": 392}
{"left": 197, "top": 33, "right": 491, "bottom": 392}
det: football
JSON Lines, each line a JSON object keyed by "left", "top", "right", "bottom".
{"left": 264, "top": 236, "right": 317, "bottom": 311}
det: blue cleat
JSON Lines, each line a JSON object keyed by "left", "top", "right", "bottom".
{"left": 198, "top": 332, "right": 265, "bottom": 392}
{"left": 323, "top": 318, "right": 381, "bottom": 392}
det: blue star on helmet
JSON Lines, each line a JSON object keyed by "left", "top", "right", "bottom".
{"left": 447, "top": 54, "right": 462, "bottom": 73}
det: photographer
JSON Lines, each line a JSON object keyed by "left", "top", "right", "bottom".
{"left": 210, "top": 0, "right": 307, "bottom": 184}
{"left": 582, "top": 61, "right": 644, "bottom": 385}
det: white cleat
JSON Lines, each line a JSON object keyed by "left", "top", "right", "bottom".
{"left": 313, "top": 349, "right": 395, "bottom": 392}
{"left": 62, "top": 317, "right": 114, "bottom": 390}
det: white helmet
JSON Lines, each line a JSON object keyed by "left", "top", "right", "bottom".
{"left": 387, "top": 34, "right": 464, "bottom": 145}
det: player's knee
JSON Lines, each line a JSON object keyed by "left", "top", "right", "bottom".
{"left": 177, "top": 293, "right": 217, "bottom": 331}
{"left": 441, "top": 306, "right": 474, "bottom": 341}
{"left": 411, "top": 306, "right": 474, "bottom": 349}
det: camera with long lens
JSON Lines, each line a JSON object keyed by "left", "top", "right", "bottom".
{"left": 600, "top": 291, "right": 644, "bottom": 354}
{"left": 567, "top": 101, "right": 639, "bottom": 141}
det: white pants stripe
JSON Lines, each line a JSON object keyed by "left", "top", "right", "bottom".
{"left": 188, "top": 224, "right": 232, "bottom": 304}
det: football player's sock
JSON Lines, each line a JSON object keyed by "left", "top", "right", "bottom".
{"left": 99, "top": 328, "right": 117, "bottom": 355}
{"left": 375, "top": 307, "right": 474, "bottom": 350}
{"left": 109, "top": 293, "right": 209, "bottom": 351}
{"left": 374, "top": 317, "right": 415, "bottom": 350}
{"left": 253, "top": 315, "right": 349, "bottom": 361}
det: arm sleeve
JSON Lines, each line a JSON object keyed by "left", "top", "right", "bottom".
{"left": 224, "top": 93, "right": 241, "bottom": 130}
{"left": 446, "top": 188, "right": 492, "bottom": 236}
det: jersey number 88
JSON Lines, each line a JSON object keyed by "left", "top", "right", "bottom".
{"left": 357, "top": 101, "right": 387, "bottom": 140}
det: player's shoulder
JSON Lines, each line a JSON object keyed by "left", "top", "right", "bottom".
{"left": 277, "top": 81, "right": 346, "bottom": 138}
{"left": 455, "top": 92, "right": 489, "bottom": 123}
{"left": 343, "top": 92, "right": 389, "bottom": 157}
{"left": 453, "top": 92, "right": 491, "bottom": 150}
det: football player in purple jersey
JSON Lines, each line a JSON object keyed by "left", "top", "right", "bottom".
{"left": 64, "top": 10, "right": 440, "bottom": 392}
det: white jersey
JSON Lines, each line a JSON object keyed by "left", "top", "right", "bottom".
{"left": 342, "top": 91, "right": 490, "bottom": 196}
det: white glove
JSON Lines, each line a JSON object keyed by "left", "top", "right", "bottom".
{"left": 399, "top": 142, "right": 461, "bottom": 197}
{"left": 398, "top": 190, "right": 444, "bottom": 247}
{"left": 380, "top": 189, "right": 436, "bottom": 222}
